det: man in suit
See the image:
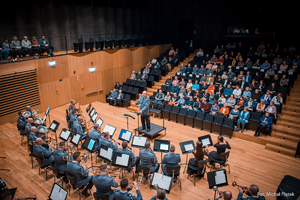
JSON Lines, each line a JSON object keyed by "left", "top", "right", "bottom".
{"left": 139, "top": 142, "right": 159, "bottom": 174}
{"left": 17, "top": 111, "right": 27, "bottom": 136}
{"left": 53, "top": 142, "right": 70, "bottom": 182}
{"left": 114, "top": 90, "right": 124, "bottom": 107}
{"left": 154, "top": 90, "right": 165, "bottom": 103}
{"left": 222, "top": 75, "right": 231, "bottom": 87}
{"left": 72, "top": 116, "right": 87, "bottom": 141}
{"left": 239, "top": 77, "right": 249, "bottom": 90}
{"left": 135, "top": 91, "right": 151, "bottom": 131}
{"left": 25, "top": 118, "right": 34, "bottom": 138}
{"left": 29, "top": 126, "right": 44, "bottom": 142}
{"left": 66, "top": 151, "right": 94, "bottom": 197}
{"left": 236, "top": 184, "right": 265, "bottom": 200}
{"left": 69, "top": 100, "right": 76, "bottom": 112}
{"left": 244, "top": 71, "right": 252, "bottom": 84}
{"left": 116, "top": 141, "right": 140, "bottom": 169}
{"left": 99, "top": 132, "right": 118, "bottom": 151}
{"left": 113, "top": 179, "right": 142, "bottom": 200}
{"left": 107, "top": 89, "right": 118, "bottom": 105}
{"left": 140, "top": 71, "right": 148, "bottom": 81}
{"left": 88, "top": 124, "right": 102, "bottom": 151}
{"left": 206, "top": 73, "right": 215, "bottom": 85}
{"left": 161, "top": 144, "right": 181, "bottom": 175}
{"left": 93, "top": 164, "right": 118, "bottom": 200}
{"left": 33, "top": 138, "right": 54, "bottom": 166}
{"left": 69, "top": 109, "right": 78, "bottom": 129}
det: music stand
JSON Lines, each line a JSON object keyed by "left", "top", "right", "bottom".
{"left": 91, "top": 112, "right": 99, "bottom": 123}
{"left": 49, "top": 120, "right": 60, "bottom": 144}
{"left": 179, "top": 140, "right": 195, "bottom": 173}
{"left": 112, "top": 152, "right": 130, "bottom": 168}
{"left": 118, "top": 129, "right": 133, "bottom": 142}
{"left": 198, "top": 134, "right": 213, "bottom": 147}
{"left": 98, "top": 145, "right": 113, "bottom": 163}
{"left": 89, "top": 107, "right": 96, "bottom": 119}
{"left": 70, "top": 134, "right": 81, "bottom": 147}
{"left": 86, "top": 103, "right": 91, "bottom": 113}
{"left": 81, "top": 137, "right": 97, "bottom": 169}
{"left": 150, "top": 172, "right": 173, "bottom": 194}
{"left": 49, "top": 183, "right": 68, "bottom": 200}
{"left": 95, "top": 117, "right": 104, "bottom": 130}
{"left": 129, "top": 111, "right": 140, "bottom": 135}
{"left": 43, "top": 106, "right": 50, "bottom": 126}
{"left": 207, "top": 169, "right": 228, "bottom": 199}
{"left": 103, "top": 124, "right": 117, "bottom": 138}
{"left": 131, "top": 136, "right": 147, "bottom": 149}
{"left": 154, "top": 139, "right": 170, "bottom": 172}
{"left": 59, "top": 128, "right": 71, "bottom": 142}
{"left": 121, "top": 113, "right": 135, "bottom": 131}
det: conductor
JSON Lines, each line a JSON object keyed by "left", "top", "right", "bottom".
{"left": 135, "top": 91, "right": 151, "bottom": 132}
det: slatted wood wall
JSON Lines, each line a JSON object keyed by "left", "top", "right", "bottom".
{"left": 0, "top": 69, "right": 40, "bottom": 117}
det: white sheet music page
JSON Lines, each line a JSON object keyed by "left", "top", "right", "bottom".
{"left": 215, "top": 170, "right": 226, "bottom": 185}
{"left": 132, "top": 137, "right": 147, "bottom": 146}
{"left": 50, "top": 123, "right": 56, "bottom": 130}
{"left": 60, "top": 130, "right": 70, "bottom": 140}
{"left": 116, "top": 154, "right": 129, "bottom": 166}
{"left": 160, "top": 143, "right": 169, "bottom": 151}
{"left": 122, "top": 131, "right": 132, "bottom": 141}
{"left": 152, "top": 173, "right": 171, "bottom": 191}
{"left": 100, "top": 147, "right": 113, "bottom": 160}
{"left": 96, "top": 118, "right": 103, "bottom": 127}
{"left": 50, "top": 184, "right": 67, "bottom": 200}
{"left": 184, "top": 143, "right": 194, "bottom": 152}
{"left": 202, "top": 138, "right": 210, "bottom": 146}
{"left": 72, "top": 134, "right": 80, "bottom": 144}
{"left": 92, "top": 114, "right": 98, "bottom": 122}
{"left": 103, "top": 125, "right": 116, "bottom": 136}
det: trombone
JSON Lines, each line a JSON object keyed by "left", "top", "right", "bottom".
{"left": 213, "top": 186, "right": 223, "bottom": 199}
{"left": 232, "top": 181, "right": 248, "bottom": 193}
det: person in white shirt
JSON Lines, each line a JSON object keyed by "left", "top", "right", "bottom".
{"left": 233, "top": 85, "right": 242, "bottom": 99}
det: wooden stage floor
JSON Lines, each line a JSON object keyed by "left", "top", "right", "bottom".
{"left": 1, "top": 102, "right": 300, "bottom": 199}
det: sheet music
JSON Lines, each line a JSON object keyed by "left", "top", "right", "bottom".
{"left": 50, "top": 123, "right": 57, "bottom": 130}
{"left": 90, "top": 109, "right": 95, "bottom": 117}
{"left": 72, "top": 134, "right": 80, "bottom": 144}
{"left": 201, "top": 138, "right": 210, "bottom": 146}
{"left": 88, "top": 139, "right": 95, "bottom": 150}
{"left": 184, "top": 143, "right": 194, "bottom": 152}
{"left": 152, "top": 173, "right": 172, "bottom": 191}
{"left": 60, "top": 130, "right": 70, "bottom": 140}
{"left": 100, "top": 147, "right": 113, "bottom": 160}
{"left": 103, "top": 125, "right": 116, "bottom": 136}
{"left": 160, "top": 143, "right": 169, "bottom": 151}
{"left": 215, "top": 170, "right": 226, "bottom": 185}
{"left": 92, "top": 113, "right": 98, "bottom": 122}
{"left": 50, "top": 184, "right": 67, "bottom": 200}
{"left": 121, "top": 130, "right": 132, "bottom": 141}
{"left": 96, "top": 118, "right": 103, "bottom": 127}
{"left": 115, "top": 154, "right": 129, "bottom": 167}
{"left": 132, "top": 136, "right": 147, "bottom": 146}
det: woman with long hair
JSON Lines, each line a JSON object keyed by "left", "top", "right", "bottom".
{"left": 188, "top": 141, "right": 209, "bottom": 170}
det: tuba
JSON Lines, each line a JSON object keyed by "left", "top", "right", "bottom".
{"left": 34, "top": 118, "right": 44, "bottom": 126}
{"left": 38, "top": 125, "right": 48, "bottom": 134}
{"left": 22, "top": 111, "right": 31, "bottom": 118}
{"left": 32, "top": 110, "right": 39, "bottom": 118}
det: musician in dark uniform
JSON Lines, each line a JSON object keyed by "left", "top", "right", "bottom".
{"left": 66, "top": 152, "right": 94, "bottom": 197}
{"left": 29, "top": 126, "right": 40, "bottom": 142}
{"left": 237, "top": 184, "right": 265, "bottom": 200}
{"left": 135, "top": 90, "right": 151, "bottom": 131}
{"left": 25, "top": 105, "right": 33, "bottom": 118}
{"left": 150, "top": 188, "right": 168, "bottom": 200}
{"left": 33, "top": 138, "right": 54, "bottom": 166}
{"left": 53, "top": 142, "right": 70, "bottom": 177}
{"left": 161, "top": 144, "right": 181, "bottom": 175}
{"left": 115, "top": 141, "right": 140, "bottom": 169}
{"left": 88, "top": 124, "right": 102, "bottom": 151}
{"left": 208, "top": 135, "right": 231, "bottom": 165}
{"left": 113, "top": 179, "right": 142, "bottom": 200}
{"left": 99, "top": 132, "right": 118, "bottom": 151}
{"left": 69, "top": 100, "right": 76, "bottom": 112}
{"left": 139, "top": 142, "right": 159, "bottom": 174}
{"left": 17, "top": 111, "right": 27, "bottom": 136}
{"left": 92, "top": 164, "right": 118, "bottom": 200}
{"left": 69, "top": 109, "right": 78, "bottom": 129}
{"left": 25, "top": 118, "right": 34, "bottom": 142}
{"left": 72, "top": 116, "right": 87, "bottom": 141}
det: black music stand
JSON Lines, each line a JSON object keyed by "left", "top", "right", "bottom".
{"left": 121, "top": 113, "right": 135, "bottom": 131}
{"left": 198, "top": 134, "right": 213, "bottom": 147}
{"left": 98, "top": 145, "right": 113, "bottom": 166}
{"left": 153, "top": 139, "right": 170, "bottom": 172}
{"left": 49, "top": 120, "right": 60, "bottom": 144}
{"left": 70, "top": 134, "right": 81, "bottom": 148}
{"left": 130, "top": 111, "right": 141, "bottom": 135}
{"left": 150, "top": 172, "right": 173, "bottom": 194}
{"left": 91, "top": 112, "right": 99, "bottom": 123}
{"left": 102, "top": 124, "right": 117, "bottom": 138}
{"left": 49, "top": 183, "right": 68, "bottom": 200}
{"left": 207, "top": 169, "right": 228, "bottom": 199}
{"left": 59, "top": 128, "right": 72, "bottom": 142}
{"left": 86, "top": 103, "right": 91, "bottom": 113}
{"left": 179, "top": 140, "right": 195, "bottom": 173}
{"left": 81, "top": 137, "right": 97, "bottom": 169}
{"left": 131, "top": 136, "right": 148, "bottom": 149}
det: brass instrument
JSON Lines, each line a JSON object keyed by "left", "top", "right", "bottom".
{"left": 29, "top": 138, "right": 51, "bottom": 145}
{"left": 93, "top": 169, "right": 101, "bottom": 176}
{"left": 232, "top": 181, "right": 248, "bottom": 193}
{"left": 110, "top": 138, "right": 120, "bottom": 145}
{"left": 82, "top": 153, "right": 88, "bottom": 162}
{"left": 63, "top": 155, "right": 73, "bottom": 161}
{"left": 34, "top": 118, "right": 44, "bottom": 126}
{"left": 32, "top": 109, "right": 39, "bottom": 118}
{"left": 38, "top": 125, "right": 48, "bottom": 134}
{"left": 213, "top": 186, "right": 223, "bottom": 198}
{"left": 22, "top": 111, "right": 31, "bottom": 118}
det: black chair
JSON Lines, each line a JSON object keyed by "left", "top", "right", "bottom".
{"left": 50, "top": 164, "right": 65, "bottom": 187}
{"left": 169, "top": 106, "right": 180, "bottom": 122}
{"left": 35, "top": 157, "right": 51, "bottom": 181}
{"left": 194, "top": 111, "right": 206, "bottom": 130}
{"left": 177, "top": 108, "right": 188, "bottom": 125}
{"left": 187, "top": 159, "right": 208, "bottom": 186}
{"left": 122, "top": 85, "right": 128, "bottom": 92}
{"left": 105, "top": 40, "right": 112, "bottom": 49}
{"left": 147, "top": 75, "right": 155, "bottom": 88}
{"left": 66, "top": 173, "right": 87, "bottom": 200}
{"left": 93, "top": 193, "right": 109, "bottom": 200}
{"left": 166, "top": 165, "right": 181, "bottom": 190}
{"left": 131, "top": 87, "right": 139, "bottom": 100}
{"left": 210, "top": 151, "right": 230, "bottom": 174}
{"left": 202, "top": 114, "right": 214, "bottom": 133}
{"left": 248, "top": 112, "right": 262, "bottom": 130}
{"left": 122, "top": 94, "right": 131, "bottom": 107}
{"left": 136, "top": 164, "right": 152, "bottom": 183}
{"left": 185, "top": 110, "right": 196, "bottom": 127}
{"left": 85, "top": 41, "right": 94, "bottom": 51}
{"left": 74, "top": 42, "right": 83, "bottom": 52}
{"left": 212, "top": 115, "right": 224, "bottom": 134}
{"left": 163, "top": 104, "right": 172, "bottom": 120}
{"left": 150, "top": 92, "right": 157, "bottom": 100}
{"left": 221, "top": 118, "right": 234, "bottom": 138}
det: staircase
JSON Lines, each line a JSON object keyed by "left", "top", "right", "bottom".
{"left": 235, "top": 77, "right": 300, "bottom": 157}
{"left": 127, "top": 51, "right": 197, "bottom": 112}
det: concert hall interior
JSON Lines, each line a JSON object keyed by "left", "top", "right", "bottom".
{"left": 1, "top": 0, "right": 300, "bottom": 200}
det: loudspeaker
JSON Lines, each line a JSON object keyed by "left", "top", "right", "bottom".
{"left": 276, "top": 175, "right": 300, "bottom": 200}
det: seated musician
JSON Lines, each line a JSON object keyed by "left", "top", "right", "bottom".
{"left": 29, "top": 126, "right": 45, "bottom": 142}
{"left": 25, "top": 118, "right": 34, "bottom": 140}
{"left": 150, "top": 188, "right": 168, "bottom": 200}
{"left": 88, "top": 124, "right": 102, "bottom": 151}
{"left": 187, "top": 141, "right": 209, "bottom": 174}
{"left": 236, "top": 184, "right": 265, "bottom": 200}
{"left": 116, "top": 141, "right": 140, "bottom": 170}
{"left": 69, "top": 100, "right": 76, "bottom": 112}
{"left": 25, "top": 105, "right": 33, "bottom": 117}
{"left": 99, "top": 132, "right": 118, "bottom": 151}
{"left": 92, "top": 164, "right": 118, "bottom": 200}
{"left": 161, "top": 144, "right": 181, "bottom": 176}
{"left": 69, "top": 109, "right": 78, "bottom": 127}
{"left": 114, "top": 179, "right": 142, "bottom": 200}
{"left": 53, "top": 142, "right": 70, "bottom": 182}
{"left": 208, "top": 135, "right": 231, "bottom": 166}
{"left": 66, "top": 151, "right": 94, "bottom": 197}
{"left": 72, "top": 116, "right": 87, "bottom": 141}
{"left": 17, "top": 111, "right": 27, "bottom": 136}
{"left": 33, "top": 138, "right": 54, "bottom": 166}
{"left": 139, "top": 142, "right": 159, "bottom": 174}
{"left": 215, "top": 190, "right": 232, "bottom": 200}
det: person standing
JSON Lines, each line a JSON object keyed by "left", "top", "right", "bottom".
{"left": 135, "top": 91, "right": 151, "bottom": 131}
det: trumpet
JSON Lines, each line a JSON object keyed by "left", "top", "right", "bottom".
{"left": 63, "top": 155, "right": 73, "bottom": 161}
{"left": 232, "top": 181, "right": 248, "bottom": 193}
{"left": 213, "top": 186, "right": 223, "bottom": 198}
